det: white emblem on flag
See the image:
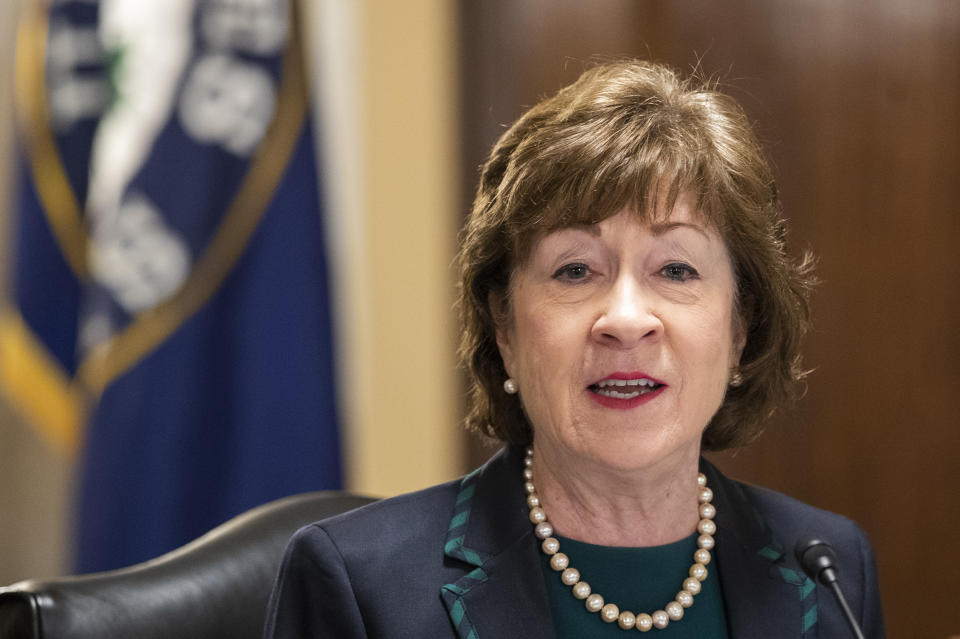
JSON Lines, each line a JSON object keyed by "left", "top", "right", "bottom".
{"left": 201, "top": 0, "right": 288, "bottom": 55}
{"left": 178, "top": 53, "right": 276, "bottom": 156}
{"left": 45, "top": 16, "right": 110, "bottom": 131}
{"left": 88, "top": 192, "right": 192, "bottom": 313}
{"left": 85, "top": 0, "right": 195, "bottom": 318}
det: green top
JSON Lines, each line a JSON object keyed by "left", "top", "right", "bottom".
{"left": 540, "top": 533, "right": 729, "bottom": 638}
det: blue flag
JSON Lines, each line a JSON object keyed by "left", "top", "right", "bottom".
{"left": 6, "top": 0, "right": 342, "bottom": 573}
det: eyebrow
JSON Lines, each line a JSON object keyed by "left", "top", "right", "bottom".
{"left": 563, "top": 219, "right": 711, "bottom": 240}
{"left": 648, "top": 221, "right": 710, "bottom": 239}
{"left": 570, "top": 224, "right": 602, "bottom": 237}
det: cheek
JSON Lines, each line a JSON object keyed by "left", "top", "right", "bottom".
{"left": 508, "top": 294, "right": 589, "bottom": 394}
{"left": 683, "top": 301, "right": 739, "bottom": 376}
{"left": 511, "top": 305, "right": 565, "bottom": 375}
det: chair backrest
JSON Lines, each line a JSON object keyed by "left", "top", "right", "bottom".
{"left": 0, "top": 491, "right": 376, "bottom": 639}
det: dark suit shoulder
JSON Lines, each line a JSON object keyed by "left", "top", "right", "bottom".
{"left": 701, "top": 463, "right": 884, "bottom": 638}
{"left": 743, "top": 481, "right": 859, "bottom": 528}
{"left": 311, "top": 478, "right": 460, "bottom": 544}
{"left": 732, "top": 480, "right": 884, "bottom": 637}
{"left": 269, "top": 478, "right": 468, "bottom": 638}
{"left": 299, "top": 477, "right": 466, "bottom": 589}
{"left": 738, "top": 481, "right": 870, "bottom": 551}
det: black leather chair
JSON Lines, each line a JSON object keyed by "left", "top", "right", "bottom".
{"left": 0, "top": 491, "right": 376, "bottom": 639}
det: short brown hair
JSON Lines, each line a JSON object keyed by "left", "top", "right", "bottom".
{"left": 457, "top": 60, "right": 815, "bottom": 450}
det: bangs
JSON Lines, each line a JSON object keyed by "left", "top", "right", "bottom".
{"left": 501, "top": 111, "right": 727, "bottom": 261}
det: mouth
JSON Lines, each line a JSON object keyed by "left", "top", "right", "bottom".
{"left": 589, "top": 377, "right": 664, "bottom": 399}
{"left": 586, "top": 374, "right": 666, "bottom": 408}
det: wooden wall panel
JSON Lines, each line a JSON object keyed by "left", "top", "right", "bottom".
{"left": 458, "top": 2, "right": 960, "bottom": 636}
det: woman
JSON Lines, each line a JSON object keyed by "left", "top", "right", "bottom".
{"left": 264, "top": 61, "right": 884, "bottom": 638}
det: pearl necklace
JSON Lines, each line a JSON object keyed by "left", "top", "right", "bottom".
{"left": 523, "top": 447, "right": 717, "bottom": 632}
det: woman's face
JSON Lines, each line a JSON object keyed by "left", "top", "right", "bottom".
{"left": 496, "top": 199, "right": 744, "bottom": 475}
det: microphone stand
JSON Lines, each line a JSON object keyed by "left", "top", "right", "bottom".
{"left": 826, "top": 579, "right": 865, "bottom": 639}
{"left": 794, "top": 538, "right": 866, "bottom": 639}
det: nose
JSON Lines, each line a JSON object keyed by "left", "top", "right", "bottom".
{"left": 590, "top": 274, "right": 662, "bottom": 348}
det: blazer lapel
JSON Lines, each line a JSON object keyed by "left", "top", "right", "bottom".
{"left": 704, "top": 459, "right": 819, "bottom": 639}
{"left": 440, "top": 448, "right": 553, "bottom": 639}
{"left": 440, "top": 451, "right": 822, "bottom": 639}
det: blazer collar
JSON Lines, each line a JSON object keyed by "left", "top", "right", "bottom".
{"left": 702, "top": 458, "right": 819, "bottom": 638}
{"left": 440, "top": 451, "right": 820, "bottom": 639}
{"left": 440, "top": 447, "right": 553, "bottom": 639}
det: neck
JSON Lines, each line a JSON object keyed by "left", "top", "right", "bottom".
{"left": 530, "top": 441, "right": 702, "bottom": 547}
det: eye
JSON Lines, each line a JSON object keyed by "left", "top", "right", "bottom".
{"left": 552, "top": 262, "right": 591, "bottom": 282}
{"left": 660, "top": 262, "right": 699, "bottom": 282}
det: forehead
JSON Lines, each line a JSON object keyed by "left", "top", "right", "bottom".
{"left": 530, "top": 194, "right": 718, "bottom": 250}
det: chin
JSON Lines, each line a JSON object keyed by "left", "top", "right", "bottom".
{"left": 581, "top": 428, "right": 702, "bottom": 476}
{"left": 583, "top": 439, "right": 678, "bottom": 474}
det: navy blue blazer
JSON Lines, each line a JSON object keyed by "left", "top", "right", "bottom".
{"left": 264, "top": 447, "right": 884, "bottom": 638}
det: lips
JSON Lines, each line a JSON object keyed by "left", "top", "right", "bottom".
{"left": 587, "top": 372, "right": 666, "bottom": 408}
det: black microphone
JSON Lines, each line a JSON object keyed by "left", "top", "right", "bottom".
{"left": 794, "top": 538, "right": 865, "bottom": 639}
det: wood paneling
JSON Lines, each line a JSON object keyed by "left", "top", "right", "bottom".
{"left": 458, "top": 1, "right": 960, "bottom": 636}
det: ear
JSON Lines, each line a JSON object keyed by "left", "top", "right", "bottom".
{"left": 730, "top": 312, "right": 747, "bottom": 368}
{"left": 489, "top": 291, "right": 515, "bottom": 375}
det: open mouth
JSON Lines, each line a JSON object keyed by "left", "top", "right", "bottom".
{"left": 588, "top": 377, "right": 664, "bottom": 400}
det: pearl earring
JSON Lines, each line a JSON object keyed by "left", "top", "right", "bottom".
{"left": 729, "top": 370, "right": 744, "bottom": 387}
{"left": 503, "top": 378, "right": 518, "bottom": 394}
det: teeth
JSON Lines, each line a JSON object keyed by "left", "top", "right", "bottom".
{"left": 595, "top": 378, "right": 657, "bottom": 388}
{"left": 591, "top": 377, "right": 661, "bottom": 399}
{"left": 594, "top": 387, "right": 655, "bottom": 399}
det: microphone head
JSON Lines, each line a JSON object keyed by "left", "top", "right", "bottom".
{"left": 794, "top": 537, "right": 840, "bottom": 585}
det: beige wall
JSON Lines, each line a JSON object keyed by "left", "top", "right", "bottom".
{"left": 305, "top": 0, "right": 463, "bottom": 497}
{"left": 350, "top": 0, "right": 461, "bottom": 494}
{"left": 0, "top": 0, "right": 74, "bottom": 584}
